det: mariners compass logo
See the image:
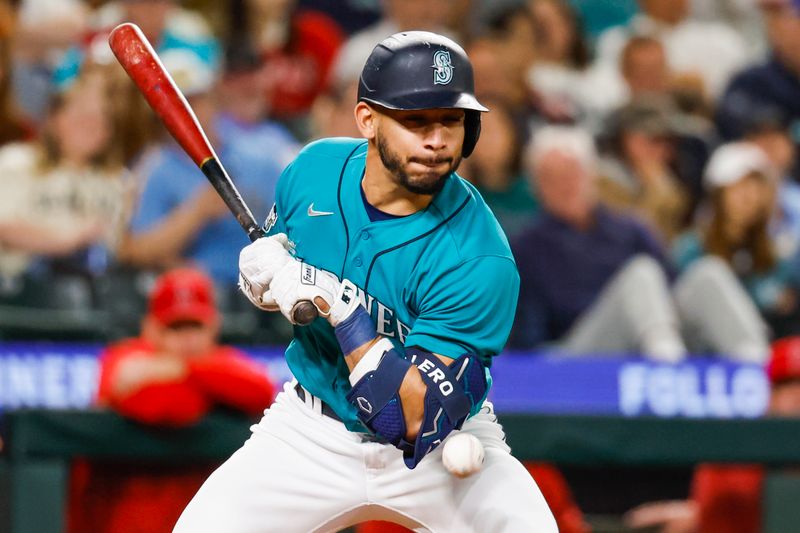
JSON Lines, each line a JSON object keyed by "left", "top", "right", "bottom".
{"left": 432, "top": 50, "right": 454, "bottom": 85}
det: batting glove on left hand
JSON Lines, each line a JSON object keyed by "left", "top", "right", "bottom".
{"left": 238, "top": 233, "right": 293, "bottom": 311}
{"left": 269, "top": 261, "right": 362, "bottom": 326}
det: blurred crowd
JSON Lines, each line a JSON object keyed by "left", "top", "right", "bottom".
{"left": 3, "top": 3, "right": 800, "bottom": 531}
{"left": 1, "top": 0, "right": 800, "bottom": 361}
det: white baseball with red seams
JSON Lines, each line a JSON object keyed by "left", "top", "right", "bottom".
{"left": 442, "top": 432, "right": 485, "bottom": 478}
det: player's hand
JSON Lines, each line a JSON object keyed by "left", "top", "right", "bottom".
{"left": 269, "top": 261, "right": 361, "bottom": 326}
{"left": 238, "top": 233, "right": 293, "bottom": 311}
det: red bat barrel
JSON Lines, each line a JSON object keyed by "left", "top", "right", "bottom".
{"left": 108, "top": 23, "right": 213, "bottom": 167}
{"left": 108, "top": 22, "right": 319, "bottom": 326}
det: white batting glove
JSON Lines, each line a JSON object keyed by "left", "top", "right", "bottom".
{"left": 238, "top": 233, "right": 293, "bottom": 311}
{"left": 269, "top": 262, "right": 362, "bottom": 326}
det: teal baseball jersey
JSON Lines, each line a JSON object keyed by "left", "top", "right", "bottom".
{"left": 266, "top": 138, "right": 520, "bottom": 430}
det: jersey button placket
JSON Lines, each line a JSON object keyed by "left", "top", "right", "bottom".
{"left": 354, "top": 257, "right": 363, "bottom": 267}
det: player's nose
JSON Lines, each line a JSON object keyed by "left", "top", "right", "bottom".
{"left": 422, "top": 124, "right": 448, "bottom": 152}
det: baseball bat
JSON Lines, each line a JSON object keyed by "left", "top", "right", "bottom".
{"left": 108, "top": 22, "right": 318, "bottom": 326}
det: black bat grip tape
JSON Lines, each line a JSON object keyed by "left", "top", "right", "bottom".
{"left": 201, "top": 158, "right": 319, "bottom": 326}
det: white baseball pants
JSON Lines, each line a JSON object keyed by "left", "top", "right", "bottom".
{"left": 173, "top": 381, "right": 557, "bottom": 532}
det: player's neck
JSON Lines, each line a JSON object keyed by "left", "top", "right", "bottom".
{"left": 363, "top": 153, "right": 434, "bottom": 216}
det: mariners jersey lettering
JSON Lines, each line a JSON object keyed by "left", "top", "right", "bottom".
{"left": 267, "top": 138, "right": 519, "bottom": 431}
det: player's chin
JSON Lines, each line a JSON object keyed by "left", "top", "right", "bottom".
{"left": 403, "top": 172, "right": 449, "bottom": 195}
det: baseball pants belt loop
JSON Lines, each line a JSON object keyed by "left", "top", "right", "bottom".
{"left": 294, "top": 382, "right": 342, "bottom": 422}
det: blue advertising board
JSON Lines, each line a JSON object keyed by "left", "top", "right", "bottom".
{"left": 0, "top": 343, "right": 770, "bottom": 417}
{"left": 491, "top": 352, "right": 769, "bottom": 418}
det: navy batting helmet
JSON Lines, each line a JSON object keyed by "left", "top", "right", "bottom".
{"left": 358, "top": 31, "right": 488, "bottom": 158}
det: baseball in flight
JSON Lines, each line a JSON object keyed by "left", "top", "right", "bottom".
{"left": 442, "top": 432, "right": 485, "bottom": 478}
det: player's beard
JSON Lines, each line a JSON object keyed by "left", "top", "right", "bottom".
{"left": 376, "top": 132, "right": 462, "bottom": 195}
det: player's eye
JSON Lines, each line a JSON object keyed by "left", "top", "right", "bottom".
{"left": 403, "top": 115, "right": 426, "bottom": 125}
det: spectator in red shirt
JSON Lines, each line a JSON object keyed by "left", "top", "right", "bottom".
{"left": 96, "top": 267, "right": 275, "bottom": 422}
{"left": 625, "top": 336, "right": 800, "bottom": 533}
{"left": 68, "top": 267, "right": 275, "bottom": 533}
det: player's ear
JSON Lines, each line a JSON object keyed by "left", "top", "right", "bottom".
{"left": 354, "top": 102, "right": 376, "bottom": 140}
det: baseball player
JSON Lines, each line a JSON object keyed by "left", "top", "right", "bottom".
{"left": 174, "top": 31, "right": 557, "bottom": 532}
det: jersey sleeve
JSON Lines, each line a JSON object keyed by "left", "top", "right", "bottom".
{"left": 263, "top": 138, "right": 366, "bottom": 240}
{"left": 404, "top": 255, "right": 520, "bottom": 363}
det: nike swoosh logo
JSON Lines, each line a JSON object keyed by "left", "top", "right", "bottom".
{"left": 307, "top": 203, "right": 334, "bottom": 217}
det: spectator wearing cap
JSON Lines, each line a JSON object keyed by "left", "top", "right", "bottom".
{"left": 625, "top": 335, "right": 800, "bottom": 533}
{"left": 119, "top": 49, "right": 285, "bottom": 286}
{"left": 613, "top": 35, "right": 716, "bottom": 208}
{"left": 68, "top": 267, "right": 275, "bottom": 533}
{"left": 674, "top": 142, "right": 800, "bottom": 336}
{"left": 511, "top": 126, "right": 768, "bottom": 363}
{"left": 597, "top": 95, "right": 691, "bottom": 243}
{"left": 96, "top": 267, "right": 274, "bottom": 425}
{"left": 717, "top": 0, "right": 800, "bottom": 143}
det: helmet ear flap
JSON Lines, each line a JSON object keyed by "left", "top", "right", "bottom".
{"left": 462, "top": 110, "right": 481, "bottom": 158}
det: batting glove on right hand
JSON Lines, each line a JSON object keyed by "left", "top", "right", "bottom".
{"left": 238, "top": 233, "right": 293, "bottom": 311}
{"left": 269, "top": 261, "right": 362, "bottom": 326}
